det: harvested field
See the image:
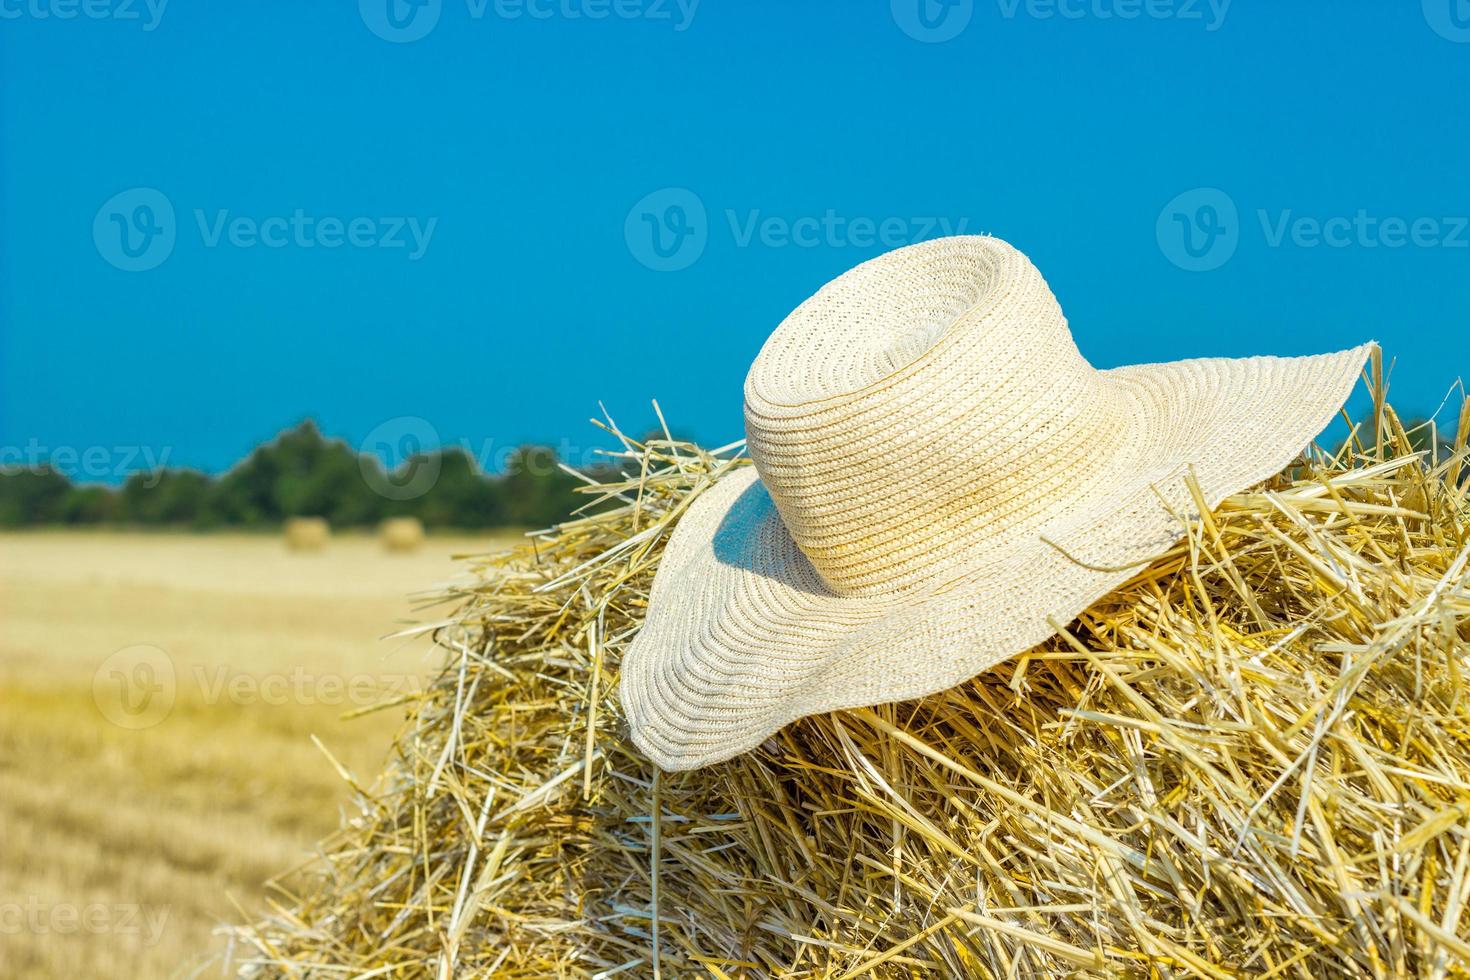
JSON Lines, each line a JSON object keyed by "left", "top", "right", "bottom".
{"left": 0, "top": 529, "right": 521, "bottom": 980}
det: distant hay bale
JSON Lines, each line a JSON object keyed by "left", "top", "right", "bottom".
{"left": 233, "top": 390, "right": 1470, "bottom": 978}
{"left": 282, "top": 516, "right": 329, "bottom": 552}
{"left": 379, "top": 516, "right": 426, "bottom": 553}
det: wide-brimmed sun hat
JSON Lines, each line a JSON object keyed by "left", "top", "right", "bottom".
{"left": 621, "top": 236, "right": 1372, "bottom": 771}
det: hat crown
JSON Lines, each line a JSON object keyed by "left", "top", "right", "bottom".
{"left": 744, "top": 236, "right": 1127, "bottom": 596}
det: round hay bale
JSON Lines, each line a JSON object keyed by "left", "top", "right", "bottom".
{"left": 282, "top": 516, "right": 329, "bottom": 552}
{"left": 379, "top": 516, "right": 425, "bottom": 553}
{"left": 235, "top": 395, "right": 1470, "bottom": 977}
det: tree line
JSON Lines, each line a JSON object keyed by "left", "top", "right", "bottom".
{"left": 0, "top": 421, "right": 608, "bottom": 529}
{"left": 6, "top": 410, "right": 1455, "bottom": 530}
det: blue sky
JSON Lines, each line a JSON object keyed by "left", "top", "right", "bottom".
{"left": 2, "top": 1, "right": 1468, "bottom": 482}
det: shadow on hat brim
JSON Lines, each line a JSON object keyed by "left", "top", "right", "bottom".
{"left": 621, "top": 344, "right": 1375, "bottom": 771}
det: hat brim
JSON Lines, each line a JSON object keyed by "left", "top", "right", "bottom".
{"left": 621, "top": 345, "right": 1373, "bottom": 770}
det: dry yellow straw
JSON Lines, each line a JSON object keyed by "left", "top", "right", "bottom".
{"left": 232, "top": 390, "right": 1470, "bottom": 978}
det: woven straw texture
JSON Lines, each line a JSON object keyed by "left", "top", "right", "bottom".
{"left": 622, "top": 236, "right": 1372, "bottom": 770}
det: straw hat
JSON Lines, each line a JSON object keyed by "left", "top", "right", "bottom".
{"left": 621, "top": 236, "right": 1372, "bottom": 771}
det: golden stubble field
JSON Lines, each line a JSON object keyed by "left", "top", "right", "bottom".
{"left": 0, "top": 529, "right": 521, "bottom": 979}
